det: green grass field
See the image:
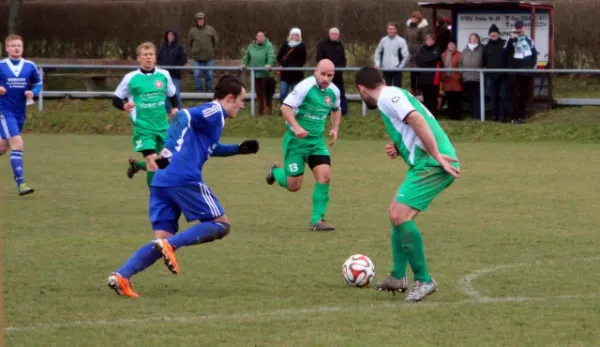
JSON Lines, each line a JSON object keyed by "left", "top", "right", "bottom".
{"left": 3, "top": 134, "right": 600, "bottom": 346}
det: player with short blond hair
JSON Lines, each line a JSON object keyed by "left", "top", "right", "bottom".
{"left": 0, "top": 34, "right": 43, "bottom": 195}
{"left": 113, "top": 41, "right": 180, "bottom": 187}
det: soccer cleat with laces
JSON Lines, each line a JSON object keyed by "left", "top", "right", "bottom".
{"left": 107, "top": 272, "right": 140, "bottom": 298}
{"left": 18, "top": 183, "right": 34, "bottom": 196}
{"left": 310, "top": 220, "right": 335, "bottom": 232}
{"left": 153, "top": 239, "right": 180, "bottom": 274}
{"left": 126, "top": 157, "right": 140, "bottom": 179}
{"left": 404, "top": 278, "right": 438, "bottom": 302}
{"left": 266, "top": 162, "right": 280, "bottom": 185}
{"left": 373, "top": 274, "right": 408, "bottom": 294}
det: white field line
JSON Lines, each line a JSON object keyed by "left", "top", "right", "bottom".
{"left": 6, "top": 257, "right": 600, "bottom": 333}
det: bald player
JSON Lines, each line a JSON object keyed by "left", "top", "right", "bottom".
{"left": 266, "top": 59, "right": 342, "bottom": 231}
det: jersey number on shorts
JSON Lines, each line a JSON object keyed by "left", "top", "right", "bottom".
{"left": 288, "top": 163, "right": 299, "bottom": 173}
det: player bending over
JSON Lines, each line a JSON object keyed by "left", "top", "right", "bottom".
{"left": 265, "top": 59, "right": 342, "bottom": 231}
{"left": 107, "top": 75, "right": 259, "bottom": 298}
{"left": 355, "top": 66, "right": 460, "bottom": 302}
{"left": 112, "top": 41, "right": 180, "bottom": 188}
{"left": 0, "top": 34, "right": 42, "bottom": 196}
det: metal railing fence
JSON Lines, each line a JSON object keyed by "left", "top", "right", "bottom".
{"left": 34, "top": 64, "right": 600, "bottom": 120}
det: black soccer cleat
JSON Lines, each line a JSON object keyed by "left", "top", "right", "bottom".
{"left": 373, "top": 275, "right": 408, "bottom": 295}
{"left": 127, "top": 157, "right": 140, "bottom": 179}
{"left": 266, "top": 162, "right": 280, "bottom": 185}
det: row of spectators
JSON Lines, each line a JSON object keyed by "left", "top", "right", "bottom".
{"left": 157, "top": 11, "right": 538, "bottom": 122}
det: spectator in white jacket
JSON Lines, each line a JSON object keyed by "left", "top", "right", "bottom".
{"left": 374, "top": 21, "right": 410, "bottom": 87}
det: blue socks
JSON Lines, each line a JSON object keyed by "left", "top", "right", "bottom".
{"left": 115, "top": 223, "right": 230, "bottom": 279}
{"left": 116, "top": 242, "right": 161, "bottom": 279}
{"left": 10, "top": 150, "right": 24, "bottom": 185}
{"left": 168, "top": 222, "right": 230, "bottom": 249}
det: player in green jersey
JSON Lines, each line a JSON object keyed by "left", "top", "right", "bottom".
{"left": 112, "top": 42, "right": 180, "bottom": 188}
{"left": 355, "top": 66, "right": 460, "bottom": 302}
{"left": 266, "top": 59, "right": 342, "bottom": 231}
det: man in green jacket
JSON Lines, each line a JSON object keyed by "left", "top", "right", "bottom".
{"left": 242, "top": 31, "right": 275, "bottom": 115}
{"left": 188, "top": 12, "right": 219, "bottom": 93}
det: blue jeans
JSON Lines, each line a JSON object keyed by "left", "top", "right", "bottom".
{"left": 279, "top": 81, "right": 296, "bottom": 103}
{"left": 193, "top": 60, "right": 213, "bottom": 92}
{"left": 166, "top": 78, "right": 182, "bottom": 113}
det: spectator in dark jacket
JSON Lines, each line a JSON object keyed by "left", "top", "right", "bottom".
{"left": 436, "top": 16, "right": 451, "bottom": 53}
{"left": 504, "top": 20, "right": 538, "bottom": 124}
{"left": 316, "top": 27, "right": 348, "bottom": 115}
{"left": 415, "top": 34, "right": 442, "bottom": 116}
{"left": 277, "top": 28, "right": 307, "bottom": 103}
{"left": 158, "top": 28, "right": 187, "bottom": 111}
{"left": 483, "top": 24, "right": 509, "bottom": 122}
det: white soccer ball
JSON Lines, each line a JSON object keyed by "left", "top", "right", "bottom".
{"left": 342, "top": 254, "right": 375, "bottom": 288}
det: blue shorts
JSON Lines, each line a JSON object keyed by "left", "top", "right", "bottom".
{"left": 0, "top": 113, "right": 24, "bottom": 140}
{"left": 149, "top": 183, "right": 225, "bottom": 234}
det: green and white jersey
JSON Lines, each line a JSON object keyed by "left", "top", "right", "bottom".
{"left": 282, "top": 76, "right": 341, "bottom": 137}
{"left": 378, "top": 86, "right": 457, "bottom": 168}
{"left": 114, "top": 68, "right": 176, "bottom": 131}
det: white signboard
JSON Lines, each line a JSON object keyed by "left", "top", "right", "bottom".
{"left": 456, "top": 11, "right": 550, "bottom": 65}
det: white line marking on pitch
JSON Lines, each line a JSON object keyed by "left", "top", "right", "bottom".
{"left": 5, "top": 294, "right": 598, "bottom": 333}
{"left": 6, "top": 256, "right": 600, "bottom": 334}
{"left": 457, "top": 256, "right": 600, "bottom": 301}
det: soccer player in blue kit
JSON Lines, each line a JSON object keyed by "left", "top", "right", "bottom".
{"left": 0, "top": 35, "right": 43, "bottom": 196}
{"left": 107, "top": 75, "right": 260, "bottom": 298}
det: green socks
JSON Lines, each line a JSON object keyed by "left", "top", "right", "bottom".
{"left": 392, "top": 220, "right": 432, "bottom": 282}
{"left": 391, "top": 222, "right": 408, "bottom": 279}
{"left": 135, "top": 161, "right": 147, "bottom": 171}
{"left": 272, "top": 167, "right": 330, "bottom": 226}
{"left": 311, "top": 183, "right": 330, "bottom": 225}
{"left": 146, "top": 171, "right": 155, "bottom": 187}
{"left": 272, "top": 167, "right": 288, "bottom": 188}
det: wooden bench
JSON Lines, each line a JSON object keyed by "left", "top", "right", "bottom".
{"left": 33, "top": 58, "right": 243, "bottom": 91}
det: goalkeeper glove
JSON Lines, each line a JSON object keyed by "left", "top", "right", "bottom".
{"left": 238, "top": 139, "right": 259, "bottom": 154}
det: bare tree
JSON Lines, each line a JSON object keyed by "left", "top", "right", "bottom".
{"left": 8, "top": 0, "right": 24, "bottom": 35}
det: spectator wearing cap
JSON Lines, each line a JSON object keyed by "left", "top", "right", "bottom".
{"left": 483, "top": 24, "right": 509, "bottom": 122}
{"left": 277, "top": 28, "right": 307, "bottom": 104}
{"left": 459, "top": 33, "right": 484, "bottom": 120}
{"left": 504, "top": 20, "right": 538, "bottom": 124}
{"left": 374, "top": 21, "right": 410, "bottom": 88}
{"left": 415, "top": 34, "right": 442, "bottom": 116}
{"left": 316, "top": 27, "right": 348, "bottom": 115}
{"left": 188, "top": 12, "right": 220, "bottom": 92}
{"left": 404, "top": 10, "right": 430, "bottom": 96}
{"left": 441, "top": 39, "right": 463, "bottom": 120}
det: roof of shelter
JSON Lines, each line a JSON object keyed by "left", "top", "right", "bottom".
{"left": 418, "top": 1, "right": 553, "bottom": 10}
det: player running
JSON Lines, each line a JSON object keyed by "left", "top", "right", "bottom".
{"left": 112, "top": 41, "right": 180, "bottom": 188}
{"left": 0, "top": 34, "right": 43, "bottom": 196}
{"left": 107, "top": 75, "right": 259, "bottom": 298}
{"left": 265, "top": 59, "right": 342, "bottom": 231}
{"left": 354, "top": 66, "right": 460, "bottom": 302}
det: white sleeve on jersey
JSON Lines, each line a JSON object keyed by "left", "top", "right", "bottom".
{"left": 379, "top": 88, "right": 416, "bottom": 123}
{"left": 330, "top": 84, "right": 341, "bottom": 110}
{"left": 114, "top": 72, "right": 134, "bottom": 99}
{"left": 158, "top": 68, "right": 177, "bottom": 97}
{"left": 282, "top": 78, "right": 314, "bottom": 109}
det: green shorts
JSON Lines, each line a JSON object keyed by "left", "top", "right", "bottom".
{"left": 396, "top": 165, "right": 455, "bottom": 212}
{"left": 282, "top": 131, "right": 330, "bottom": 176}
{"left": 132, "top": 126, "right": 166, "bottom": 154}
